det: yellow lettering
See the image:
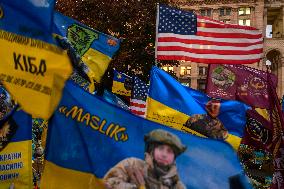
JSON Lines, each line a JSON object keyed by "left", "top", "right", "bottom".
{"left": 105, "top": 123, "right": 115, "bottom": 136}
{"left": 81, "top": 113, "right": 91, "bottom": 125}
{"left": 98, "top": 119, "right": 107, "bottom": 134}
{"left": 89, "top": 116, "right": 100, "bottom": 130}
{"left": 66, "top": 106, "right": 83, "bottom": 122}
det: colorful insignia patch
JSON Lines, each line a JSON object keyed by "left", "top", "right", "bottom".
{"left": 67, "top": 24, "right": 99, "bottom": 56}
{"left": 205, "top": 99, "right": 221, "bottom": 118}
{"left": 246, "top": 116, "right": 270, "bottom": 144}
{"left": 107, "top": 38, "right": 117, "bottom": 46}
{"left": 211, "top": 65, "right": 236, "bottom": 90}
{"left": 0, "top": 117, "right": 18, "bottom": 152}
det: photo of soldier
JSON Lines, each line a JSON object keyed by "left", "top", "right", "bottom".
{"left": 103, "top": 129, "right": 187, "bottom": 189}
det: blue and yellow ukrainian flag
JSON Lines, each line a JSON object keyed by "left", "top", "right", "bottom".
{"left": 53, "top": 12, "right": 120, "bottom": 83}
{"left": 41, "top": 80, "right": 252, "bottom": 189}
{"left": 0, "top": 1, "right": 72, "bottom": 119}
{"left": 146, "top": 66, "right": 250, "bottom": 149}
{"left": 111, "top": 70, "right": 132, "bottom": 96}
{"left": 0, "top": 110, "right": 32, "bottom": 189}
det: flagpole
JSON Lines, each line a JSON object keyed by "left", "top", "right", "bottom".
{"left": 154, "top": 3, "right": 159, "bottom": 66}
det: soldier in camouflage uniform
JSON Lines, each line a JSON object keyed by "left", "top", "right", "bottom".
{"left": 103, "top": 129, "right": 187, "bottom": 189}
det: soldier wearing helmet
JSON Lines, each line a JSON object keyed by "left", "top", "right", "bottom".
{"left": 103, "top": 129, "right": 187, "bottom": 189}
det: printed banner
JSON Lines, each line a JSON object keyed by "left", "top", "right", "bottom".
{"left": 112, "top": 70, "right": 132, "bottom": 97}
{"left": 206, "top": 64, "right": 277, "bottom": 109}
{"left": 0, "top": 110, "right": 32, "bottom": 189}
{"left": 0, "top": 1, "right": 72, "bottom": 119}
{"left": 41, "top": 80, "right": 252, "bottom": 189}
{"left": 53, "top": 12, "right": 120, "bottom": 83}
{"left": 147, "top": 66, "right": 250, "bottom": 150}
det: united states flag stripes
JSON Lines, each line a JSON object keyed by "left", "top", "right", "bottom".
{"left": 156, "top": 4, "right": 263, "bottom": 64}
{"left": 130, "top": 77, "right": 149, "bottom": 117}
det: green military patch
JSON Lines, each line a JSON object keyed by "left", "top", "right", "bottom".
{"left": 67, "top": 24, "right": 99, "bottom": 56}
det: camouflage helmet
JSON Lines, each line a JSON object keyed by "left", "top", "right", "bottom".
{"left": 144, "top": 129, "right": 187, "bottom": 157}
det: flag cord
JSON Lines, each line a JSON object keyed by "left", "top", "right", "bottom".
{"left": 154, "top": 3, "right": 159, "bottom": 66}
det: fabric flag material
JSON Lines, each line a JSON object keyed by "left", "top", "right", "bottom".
{"left": 241, "top": 109, "right": 272, "bottom": 151}
{"left": 112, "top": 70, "right": 132, "bottom": 97}
{"left": 206, "top": 64, "right": 277, "bottom": 109}
{"left": 0, "top": 110, "right": 32, "bottom": 188}
{"left": 53, "top": 12, "right": 120, "bottom": 83}
{"left": 70, "top": 72, "right": 129, "bottom": 111}
{"left": 0, "top": 1, "right": 72, "bottom": 119}
{"left": 156, "top": 4, "right": 263, "bottom": 64}
{"left": 41, "top": 80, "right": 252, "bottom": 189}
{"left": 69, "top": 72, "right": 92, "bottom": 93}
{"left": 267, "top": 74, "right": 284, "bottom": 189}
{"left": 147, "top": 66, "right": 250, "bottom": 149}
{"left": 281, "top": 95, "right": 284, "bottom": 112}
{"left": 130, "top": 76, "right": 149, "bottom": 117}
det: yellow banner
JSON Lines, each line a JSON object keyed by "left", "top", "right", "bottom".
{"left": 82, "top": 48, "right": 111, "bottom": 83}
{"left": 0, "top": 30, "right": 72, "bottom": 119}
{"left": 0, "top": 140, "right": 32, "bottom": 189}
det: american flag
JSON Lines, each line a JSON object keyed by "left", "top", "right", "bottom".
{"left": 156, "top": 4, "right": 263, "bottom": 64}
{"left": 130, "top": 77, "right": 149, "bottom": 117}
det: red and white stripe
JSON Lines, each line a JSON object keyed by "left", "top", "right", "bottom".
{"left": 157, "top": 15, "right": 263, "bottom": 64}
{"left": 130, "top": 99, "right": 147, "bottom": 117}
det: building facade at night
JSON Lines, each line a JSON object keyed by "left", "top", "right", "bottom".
{"left": 164, "top": 0, "right": 284, "bottom": 95}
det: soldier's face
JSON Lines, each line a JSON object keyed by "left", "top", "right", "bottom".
{"left": 153, "top": 144, "right": 175, "bottom": 166}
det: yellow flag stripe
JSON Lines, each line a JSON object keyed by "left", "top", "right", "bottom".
{"left": 41, "top": 161, "right": 106, "bottom": 189}
{"left": 112, "top": 81, "right": 131, "bottom": 96}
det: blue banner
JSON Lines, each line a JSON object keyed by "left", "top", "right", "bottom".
{"left": 42, "top": 80, "right": 252, "bottom": 189}
{"left": 0, "top": 0, "right": 55, "bottom": 43}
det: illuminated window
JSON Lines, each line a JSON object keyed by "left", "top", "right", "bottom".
{"left": 162, "top": 66, "right": 168, "bottom": 71}
{"left": 239, "top": 7, "right": 250, "bottom": 15}
{"left": 180, "top": 78, "right": 191, "bottom": 87}
{"left": 180, "top": 66, "right": 192, "bottom": 76}
{"left": 239, "top": 19, "right": 251, "bottom": 26}
{"left": 162, "top": 66, "right": 173, "bottom": 72}
{"left": 181, "top": 82, "right": 190, "bottom": 87}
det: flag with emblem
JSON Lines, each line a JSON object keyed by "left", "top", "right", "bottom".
{"left": 206, "top": 64, "right": 277, "bottom": 109}
{"left": 130, "top": 76, "right": 149, "bottom": 117}
{"left": 156, "top": 4, "right": 263, "bottom": 64}
{"left": 53, "top": 12, "right": 120, "bottom": 83}
{"left": 112, "top": 70, "right": 132, "bottom": 97}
